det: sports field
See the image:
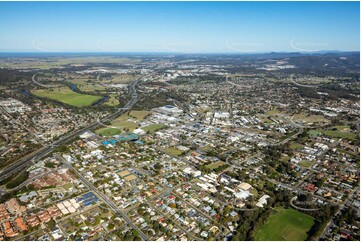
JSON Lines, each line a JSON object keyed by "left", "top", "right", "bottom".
{"left": 255, "top": 208, "right": 314, "bottom": 241}
{"left": 308, "top": 130, "right": 322, "bottom": 137}
{"left": 32, "top": 87, "right": 101, "bottom": 107}
{"left": 96, "top": 127, "right": 121, "bottom": 137}
{"left": 96, "top": 113, "right": 139, "bottom": 136}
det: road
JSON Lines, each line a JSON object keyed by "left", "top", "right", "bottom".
{"left": 290, "top": 75, "right": 316, "bottom": 88}
{"left": 318, "top": 185, "right": 359, "bottom": 240}
{"left": 0, "top": 76, "right": 144, "bottom": 181}
{"left": 0, "top": 106, "right": 44, "bottom": 145}
{"left": 290, "top": 196, "right": 320, "bottom": 211}
{"left": 61, "top": 158, "right": 149, "bottom": 241}
{"left": 32, "top": 74, "right": 60, "bottom": 88}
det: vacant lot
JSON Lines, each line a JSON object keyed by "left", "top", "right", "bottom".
{"left": 108, "top": 74, "right": 138, "bottom": 84}
{"left": 266, "top": 109, "right": 281, "bottom": 116}
{"left": 294, "top": 114, "right": 327, "bottom": 123}
{"left": 118, "top": 170, "right": 131, "bottom": 178}
{"left": 111, "top": 119, "right": 138, "bottom": 132}
{"left": 308, "top": 129, "right": 357, "bottom": 140}
{"left": 104, "top": 94, "right": 120, "bottom": 106}
{"left": 206, "top": 161, "right": 228, "bottom": 170}
{"left": 32, "top": 87, "right": 101, "bottom": 107}
{"left": 129, "top": 110, "right": 151, "bottom": 120}
{"left": 299, "top": 160, "right": 314, "bottom": 168}
{"left": 290, "top": 142, "right": 303, "bottom": 150}
{"left": 124, "top": 174, "right": 137, "bottom": 181}
{"left": 142, "top": 124, "right": 166, "bottom": 134}
{"left": 255, "top": 208, "right": 314, "bottom": 241}
{"left": 164, "top": 147, "right": 184, "bottom": 156}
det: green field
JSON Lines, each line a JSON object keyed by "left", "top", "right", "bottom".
{"left": 299, "top": 160, "right": 314, "bottom": 168}
{"left": 129, "top": 111, "right": 151, "bottom": 120}
{"left": 105, "top": 94, "right": 120, "bottom": 106}
{"left": 107, "top": 74, "right": 138, "bottom": 84}
{"left": 308, "top": 129, "right": 357, "bottom": 140}
{"left": 96, "top": 127, "right": 121, "bottom": 137}
{"left": 294, "top": 114, "right": 327, "bottom": 123}
{"left": 308, "top": 130, "right": 322, "bottom": 137}
{"left": 142, "top": 124, "right": 166, "bottom": 134}
{"left": 164, "top": 147, "right": 184, "bottom": 156}
{"left": 77, "top": 83, "right": 106, "bottom": 92}
{"left": 206, "top": 161, "right": 227, "bottom": 170}
{"left": 266, "top": 109, "right": 281, "bottom": 116}
{"left": 255, "top": 208, "right": 314, "bottom": 241}
{"left": 67, "top": 78, "right": 107, "bottom": 93}
{"left": 324, "top": 130, "right": 357, "bottom": 140}
{"left": 290, "top": 142, "right": 303, "bottom": 150}
{"left": 95, "top": 113, "right": 140, "bottom": 136}
{"left": 32, "top": 87, "right": 101, "bottom": 107}
{"left": 331, "top": 125, "right": 351, "bottom": 132}
{"left": 111, "top": 119, "right": 138, "bottom": 131}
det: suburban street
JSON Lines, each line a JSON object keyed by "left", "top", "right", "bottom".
{"left": 61, "top": 158, "right": 149, "bottom": 241}
{"left": 0, "top": 75, "right": 145, "bottom": 182}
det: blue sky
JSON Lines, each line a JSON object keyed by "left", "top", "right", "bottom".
{"left": 0, "top": 1, "right": 359, "bottom": 53}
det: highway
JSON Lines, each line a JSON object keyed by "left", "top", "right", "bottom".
{"left": 0, "top": 77, "right": 142, "bottom": 181}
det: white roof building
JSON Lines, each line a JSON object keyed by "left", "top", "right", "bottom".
{"left": 256, "top": 195, "right": 270, "bottom": 208}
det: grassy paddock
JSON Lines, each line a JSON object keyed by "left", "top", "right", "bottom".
{"left": 32, "top": 87, "right": 101, "bottom": 107}
{"left": 255, "top": 207, "right": 314, "bottom": 241}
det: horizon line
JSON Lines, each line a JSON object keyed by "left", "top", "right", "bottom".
{"left": 0, "top": 50, "right": 359, "bottom": 55}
